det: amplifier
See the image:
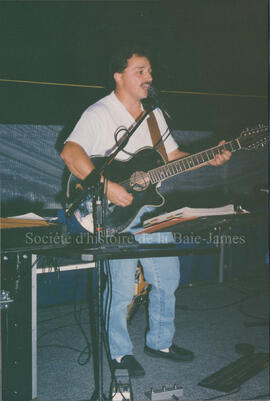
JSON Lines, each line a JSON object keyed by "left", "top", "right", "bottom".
{"left": 1, "top": 253, "right": 37, "bottom": 401}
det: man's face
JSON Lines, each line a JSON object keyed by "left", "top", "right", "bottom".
{"left": 114, "top": 54, "right": 153, "bottom": 101}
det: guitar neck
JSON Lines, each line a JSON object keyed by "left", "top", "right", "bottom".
{"left": 149, "top": 138, "right": 241, "bottom": 184}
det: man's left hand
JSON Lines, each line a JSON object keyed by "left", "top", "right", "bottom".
{"left": 208, "top": 140, "right": 232, "bottom": 167}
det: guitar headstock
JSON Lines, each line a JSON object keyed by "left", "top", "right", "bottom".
{"left": 238, "top": 124, "right": 268, "bottom": 150}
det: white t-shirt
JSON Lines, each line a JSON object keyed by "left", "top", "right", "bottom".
{"left": 66, "top": 91, "right": 178, "bottom": 160}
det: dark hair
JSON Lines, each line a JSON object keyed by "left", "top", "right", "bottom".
{"left": 107, "top": 43, "right": 152, "bottom": 89}
{"left": 110, "top": 44, "right": 152, "bottom": 74}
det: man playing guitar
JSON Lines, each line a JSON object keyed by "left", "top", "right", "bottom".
{"left": 60, "top": 44, "right": 231, "bottom": 378}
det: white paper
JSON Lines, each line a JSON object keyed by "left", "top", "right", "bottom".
{"left": 8, "top": 213, "right": 45, "bottom": 220}
{"left": 143, "top": 204, "right": 243, "bottom": 227}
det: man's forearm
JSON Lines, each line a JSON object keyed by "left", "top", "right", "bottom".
{"left": 60, "top": 141, "right": 95, "bottom": 180}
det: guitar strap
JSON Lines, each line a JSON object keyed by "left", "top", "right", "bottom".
{"left": 147, "top": 111, "right": 169, "bottom": 163}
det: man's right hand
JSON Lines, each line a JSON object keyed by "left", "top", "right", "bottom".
{"left": 105, "top": 180, "right": 133, "bottom": 207}
{"left": 61, "top": 142, "right": 133, "bottom": 207}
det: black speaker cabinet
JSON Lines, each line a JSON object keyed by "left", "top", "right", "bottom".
{"left": 1, "top": 253, "right": 37, "bottom": 401}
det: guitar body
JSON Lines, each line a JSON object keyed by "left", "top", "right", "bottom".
{"left": 66, "top": 148, "right": 166, "bottom": 233}
{"left": 65, "top": 125, "right": 268, "bottom": 233}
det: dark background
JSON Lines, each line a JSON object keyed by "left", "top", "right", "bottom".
{"left": 0, "top": 0, "right": 267, "bottom": 138}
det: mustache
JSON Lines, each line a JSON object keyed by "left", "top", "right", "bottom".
{"left": 141, "top": 82, "right": 152, "bottom": 87}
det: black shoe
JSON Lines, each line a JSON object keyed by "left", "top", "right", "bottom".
{"left": 111, "top": 355, "right": 145, "bottom": 378}
{"left": 144, "top": 344, "right": 194, "bottom": 362}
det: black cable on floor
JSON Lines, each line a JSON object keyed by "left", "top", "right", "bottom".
{"left": 224, "top": 276, "right": 269, "bottom": 322}
{"left": 38, "top": 306, "right": 88, "bottom": 324}
{"left": 176, "top": 275, "right": 269, "bottom": 314}
{"left": 38, "top": 321, "right": 89, "bottom": 342}
{"left": 38, "top": 344, "right": 83, "bottom": 353}
{"left": 73, "top": 270, "right": 92, "bottom": 365}
{"left": 176, "top": 292, "right": 250, "bottom": 312}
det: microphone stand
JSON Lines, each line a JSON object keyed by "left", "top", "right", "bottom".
{"left": 75, "top": 106, "right": 154, "bottom": 401}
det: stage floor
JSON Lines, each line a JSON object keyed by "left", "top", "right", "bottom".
{"left": 37, "top": 268, "right": 269, "bottom": 401}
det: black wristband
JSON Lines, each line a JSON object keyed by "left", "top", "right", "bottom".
{"left": 82, "top": 169, "right": 100, "bottom": 190}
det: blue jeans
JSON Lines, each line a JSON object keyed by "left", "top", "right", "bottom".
{"left": 105, "top": 207, "right": 180, "bottom": 360}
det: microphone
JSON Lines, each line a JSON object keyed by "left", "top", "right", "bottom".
{"left": 147, "top": 86, "right": 172, "bottom": 119}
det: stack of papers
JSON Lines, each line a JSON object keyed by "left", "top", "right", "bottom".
{"left": 1, "top": 213, "right": 49, "bottom": 228}
{"left": 143, "top": 204, "right": 237, "bottom": 228}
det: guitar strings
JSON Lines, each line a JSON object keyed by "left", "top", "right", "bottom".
{"left": 99, "top": 126, "right": 267, "bottom": 193}
{"left": 110, "top": 126, "right": 172, "bottom": 189}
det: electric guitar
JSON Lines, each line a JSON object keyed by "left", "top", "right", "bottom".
{"left": 65, "top": 125, "right": 268, "bottom": 233}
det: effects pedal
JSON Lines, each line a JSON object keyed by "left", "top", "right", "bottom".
{"left": 110, "top": 369, "right": 133, "bottom": 401}
{"left": 145, "top": 384, "right": 183, "bottom": 401}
